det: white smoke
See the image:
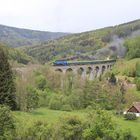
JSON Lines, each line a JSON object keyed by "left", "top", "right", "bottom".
{"left": 94, "top": 35, "right": 127, "bottom": 59}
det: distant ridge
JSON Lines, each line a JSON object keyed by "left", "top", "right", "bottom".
{"left": 22, "top": 19, "right": 140, "bottom": 63}
{"left": 0, "top": 24, "right": 69, "bottom": 47}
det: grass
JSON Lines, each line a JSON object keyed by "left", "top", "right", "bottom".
{"left": 13, "top": 108, "right": 140, "bottom": 139}
{"left": 112, "top": 58, "right": 140, "bottom": 76}
{"left": 13, "top": 108, "right": 86, "bottom": 123}
{"left": 115, "top": 117, "right": 140, "bottom": 138}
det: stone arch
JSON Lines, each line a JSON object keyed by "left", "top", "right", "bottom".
{"left": 87, "top": 67, "right": 94, "bottom": 80}
{"left": 87, "top": 67, "right": 93, "bottom": 74}
{"left": 77, "top": 67, "right": 84, "bottom": 75}
{"left": 95, "top": 66, "right": 100, "bottom": 77}
{"left": 55, "top": 68, "right": 63, "bottom": 73}
{"left": 102, "top": 65, "right": 106, "bottom": 74}
{"left": 107, "top": 65, "right": 110, "bottom": 69}
{"left": 66, "top": 68, "right": 73, "bottom": 73}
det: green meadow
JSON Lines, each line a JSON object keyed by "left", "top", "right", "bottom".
{"left": 13, "top": 108, "right": 140, "bottom": 139}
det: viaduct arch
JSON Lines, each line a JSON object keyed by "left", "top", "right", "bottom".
{"left": 53, "top": 60, "right": 115, "bottom": 80}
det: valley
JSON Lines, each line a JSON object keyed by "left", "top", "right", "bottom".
{"left": 0, "top": 19, "right": 140, "bottom": 140}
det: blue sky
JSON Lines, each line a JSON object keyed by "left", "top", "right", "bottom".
{"left": 0, "top": 0, "right": 140, "bottom": 33}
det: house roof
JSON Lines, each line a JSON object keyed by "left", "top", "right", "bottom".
{"left": 128, "top": 102, "right": 140, "bottom": 113}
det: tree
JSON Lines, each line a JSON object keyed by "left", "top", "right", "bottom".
{"left": 136, "top": 61, "right": 140, "bottom": 77}
{"left": 0, "top": 105, "right": 15, "bottom": 139}
{"left": 124, "top": 36, "right": 140, "bottom": 59}
{"left": 35, "top": 75, "right": 47, "bottom": 90}
{"left": 83, "top": 110, "right": 137, "bottom": 140}
{"left": 109, "top": 73, "right": 117, "bottom": 85}
{"left": 26, "top": 86, "right": 39, "bottom": 111}
{"left": 135, "top": 77, "right": 140, "bottom": 91}
{"left": 0, "top": 46, "right": 17, "bottom": 110}
{"left": 26, "top": 121, "right": 52, "bottom": 140}
{"left": 54, "top": 115, "right": 85, "bottom": 140}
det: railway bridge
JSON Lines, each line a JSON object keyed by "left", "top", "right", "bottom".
{"left": 52, "top": 60, "right": 116, "bottom": 80}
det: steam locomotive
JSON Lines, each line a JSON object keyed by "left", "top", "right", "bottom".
{"left": 53, "top": 59, "right": 116, "bottom": 66}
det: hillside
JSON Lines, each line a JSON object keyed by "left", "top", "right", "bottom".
{"left": 0, "top": 24, "right": 69, "bottom": 47}
{"left": 0, "top": 44, "right": 36, "bottom": 66}
{"left": 22, "top": 19, "right": 140, "bottom": 63}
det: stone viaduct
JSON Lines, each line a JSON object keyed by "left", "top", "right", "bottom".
{"left": 52, "top": 60, "right": 116, "bottom": 80}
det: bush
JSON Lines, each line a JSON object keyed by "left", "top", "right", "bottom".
{"left": 26, "top": 121, "right": 52, "bottom": 140}
{"left": 122, "top": 130, "right": 137, "bottom": 140}
{"left": 54, "top": 115, "right": 85, "bottom": 140}
{"left": 49, "top": 98, "right": 62, "bottom": 110}
{"left": 124, "top": 36, "right": 140, "bottom": 59}
{"left": 124, "top": 113, "right": 137, "bottom": 120}
{"left": 0, "top": 105, "right": 15, "bottom": 139}
{"left": 123, "top": 68, "right": 136, "bottom": 77}
{"left": 136, "top": 61, "right": 140, "bottom": 77}
{"left": 61, "top": 104, "right": 73, "bottom": 111}
{"left": 134, "top": 77, "right": 140, "bottom": 91}
{"left": 35, "top": 75, "right": 47, "bottom": 90}
{"left": 86, "top": 105, "right": 93, "bottom": 110}
{"left": 26, "top": 86, "right": 39, "bottom": 111}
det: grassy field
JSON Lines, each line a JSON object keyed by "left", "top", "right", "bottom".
{"left": 116, "top": 117, "right": 140, "bottom": 138}
{"left": 13, "top": 108, "right": 140, "bottom": 139}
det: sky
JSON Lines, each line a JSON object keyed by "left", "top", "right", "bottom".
{"left": 0, "top": 0, "right": 140, "bottom": 33}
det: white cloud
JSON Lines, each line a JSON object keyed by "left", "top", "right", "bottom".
{"left": 0, "top": 0, "right": 139, "bottom": 32}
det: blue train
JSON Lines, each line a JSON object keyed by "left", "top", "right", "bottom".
{"left": 53, "top": 60, "right": 68, "bottom": 66}
{"left": 53, "top": 59, "right": 116, "bottom": 66}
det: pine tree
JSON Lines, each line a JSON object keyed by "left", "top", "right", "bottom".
{"left": 0, "top": 46, "right": 17, "bottom": 110}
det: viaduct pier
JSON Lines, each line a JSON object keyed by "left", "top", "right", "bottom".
{"left": 52, "top": 59, "right": 116, "bottom": 80}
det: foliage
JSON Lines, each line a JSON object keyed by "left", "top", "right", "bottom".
{"left": 124, "top": 113, "right": 137, "bottom": 120}
{"left": 35, "top": 75, "right": 47, "bottom": 90}
{"left": 54, "top": 115, "right": 85, "bottom": 140}
{"left": 108, "top": 73, "right": 117, "bottom": 85}
{"left": 124, "top": 36, "right": 140, "bottom": 59}
{"left": 61, "top": 104, "right": 73, "bottom": 112}
{"left": 134, "top": 77, "right": 140, "bottom": 91}
{"left": 112, "top": 58, "right": 139, "bottom": 77}
{"left": 0, "top": 43, "right": 35, "bottom": 65}
{"left": 26, "top": 86, "right": 39, "bottom": 111}
{"left": 13, "top": 108, "right": 140, "bottom": 138}
{"left": 135, "top": 61, "right": 140, "bottom": 77}
{"left": 0, "top": 45, "right": 17, "bottom": 110}
{"left": 49, "top": 95, "right": 63, "bottom": 110}
{"left": 25, "top": 121, "right": 52, "bottom": 140}
{"left": 23, "top": 19, "right": 140, "bottom": 63}
{"left": 0, "top": 24, "right": 67, "bottom": 47}
{"left": 83, "top": 110, "right": 137, "bottom": 140}
{"left": 0, "top": 105, "right": 15, "bottom": 140}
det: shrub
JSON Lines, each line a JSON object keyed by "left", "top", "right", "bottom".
{"left": 122, "top": 130, "right": 137, "bottom": 140}
{"left": 86, "top": 105, "right": 93, "bottom": 110}
{"left": 49, "top": 98, "right": 62, "bottom": 110}
{"left": 35, "top": 75, "right": 47, "bottom": 90}
{"left": 134, "top": 77, "right": 140, "bottom": 91}
{"left": 123, "top": 68, "right": 136, "bottom": 77}
{"left": 136, "top": 61, "right": 140, "bottom": 77}
{"left": 0, "top": 105, "right": 15, "bottom": 139}
{"left": 124, "top": 113, "right": 137, "bottom": 120}
{"left": 61, "top": 104, "right": 73, "bottom": 112}
{"left": 26, "top": 121, "right": 52, "bottom": 140}
{"left": 26, "top": 86, "right": 39, "bottom": 111}
{"left": 54, "top": 115, "right": 85, "bottom": 140}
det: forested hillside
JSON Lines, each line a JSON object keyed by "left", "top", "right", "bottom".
{"left": 0, "top": 44, "right": 35, "bottom": 65}
{"left": 0, "top": 24, "right": 68, "bottom": 47}
{"left": 22, "top": 19, "right": 140, "bottom": 63}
